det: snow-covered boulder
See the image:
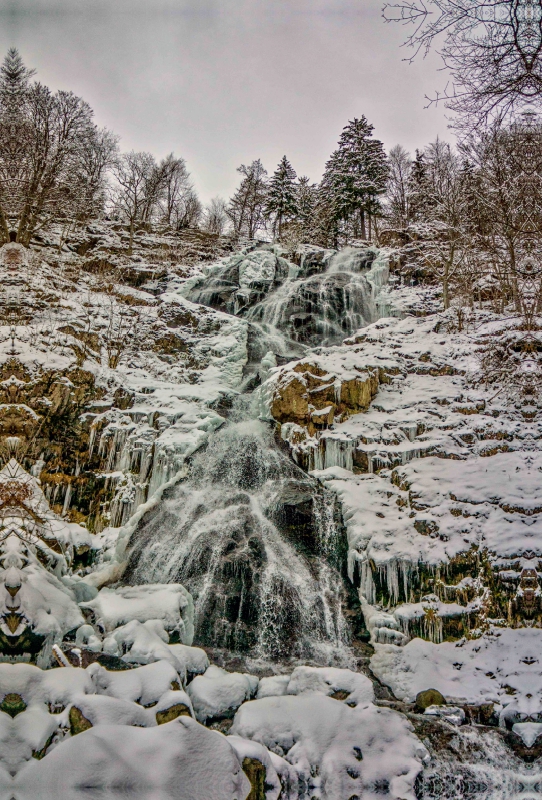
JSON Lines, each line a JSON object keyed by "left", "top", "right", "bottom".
{"left": 88, "top": 659, "right": 182, "bottom": 704}
{"left": 187, "top": 665, "right": 259, "bottom": 723}
{"left": 231, "top": 694, "right": 428, "bottom": 799}
{"left": 14, "top": 717, "right": 251, "bottom": 800}
{"left": 80, "top": 583, "right": 194, "bottom": 644}
{"left": 285, "top": 666, "right": 374, "bottom": 707}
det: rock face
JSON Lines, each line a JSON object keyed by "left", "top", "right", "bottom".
{"left": 269, "top": 359, "right": 381, "bottom": 436}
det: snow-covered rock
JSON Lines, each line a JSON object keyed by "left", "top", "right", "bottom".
{"left": 13, "top": 718, "right": 251, "bottom": 800}
{"left": 187, "top": 665, "right": 259, "bottom": 723}
{"left": 231, "top": 694, "right": 428, "bottom": 799}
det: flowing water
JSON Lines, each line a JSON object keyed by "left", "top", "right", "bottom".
{"left": 125, "top": 245, "right": 391, "bottom": 663}
{"left": 126, "top": 417, "right": 351, "bottom": 662}
{"left": 185, "top": 245, "right": 389, "bottom": 360}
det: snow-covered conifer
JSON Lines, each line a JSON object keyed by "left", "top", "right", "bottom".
{"left": 321, "top": 116, "right": 388, "bottom": 241}
{"left": 265, "top": 155, "right": 298, "bottom": 240}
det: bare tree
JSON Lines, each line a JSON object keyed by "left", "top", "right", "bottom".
{"left": 203, "top": 197, "right": 229, "bottom": 235}
{"left": 383, "top": 1, "right": 542, "bottom": 124}
{"left": 0, "top": 50, "right": 118, "bottom": 245}
{"left": 78, "top": 128, "right": 119, "bottom": 223}
{"left": 402, "top": 139, "right": 470, "bottom": 308}
{"left": 156, "top": 153, "right": 201, "bottom": 229}
{"left": 227, "top": 160, "right": 268, "bottom": 239}
{"left": 110, "top": 151, "right": 160, "bottom": 253}
{"left": 462, "top": 116, "right": 542, "bottom": 312}
{"left": 385, "top": 144, "right": 413, "bottom": 228}
{"left": 101, "top": 296, "right": 142, "bottom": 369}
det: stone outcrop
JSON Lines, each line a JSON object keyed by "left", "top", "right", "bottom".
{"left": 269, "top": 361, "right": 381, "bottom": 437}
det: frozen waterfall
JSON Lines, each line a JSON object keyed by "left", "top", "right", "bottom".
{"left": 125, "top": 418, "right": 351, "bottom": 663}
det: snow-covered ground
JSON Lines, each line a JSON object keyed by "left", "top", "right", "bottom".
{"left": 0, "top": 232, "right": 539, "bottom": 796}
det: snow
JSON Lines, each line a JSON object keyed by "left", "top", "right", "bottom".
{"left": 80, "top": 583, "right": 194, "bottom": 643}
{"left": 255, "top": 667, "right": 374, "bottom": 707}
{"left": 187, "top": 665, "right": 259, "bottom": 723}
{"left": 371, "top": 627, "right": 542, "bottom": 715}
{"left": 167, "top": 643, "right": 210, "bottom": 676}
{"left": 13, "top": 718, "right": 251, "bottom": 800}
{"left": 87, "top": 659, "right": 182, "bottom": 704}
{"left": 257, "top": 675, "right": 291, "bottom": 699}
{"left": 231, "top": 695, "right": 428, "bottom": 800}
{"left": 285, "top": 666, "right": 374, "bottom": 707}
{"left": 101, "top": 619, "right": 186, "bottom": 667}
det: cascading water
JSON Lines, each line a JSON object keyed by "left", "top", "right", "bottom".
{"left": 124, "top": 244, "right": 391, "bottom": 664}
{"left": 183, "top": 244, "right": 389, "bottom": 361}
{"left": 246, "top": 247, "right": 387, "bottom": 351}
{"left": 125, "top": 417, "right": 351, "bottom": 663}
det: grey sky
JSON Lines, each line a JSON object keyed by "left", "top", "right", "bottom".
{"left": 0, "top": 0, "right": 451, "bottom": 202}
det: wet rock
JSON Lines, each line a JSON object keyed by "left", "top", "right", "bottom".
{"left": 155, "top": 703, "right": 192, "bottom": 724}
{"left": 69, "top": 705, "right": 93, "bottom": 735}
{"left": 242, "top": 757, "right": 266, "bottom": 800}
{"left": 416, "top": 689, "right": 446, "bottom": 711}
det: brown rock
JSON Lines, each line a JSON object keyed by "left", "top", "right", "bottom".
{"left": 156, "top": 703, "right": 192, "bottom": 725}
{"left": 69, "top": 705, "right": 93, "bottom": 735}
{"left": 415, "top": 688, "right": 446, "bottom": 710}
{"left": 242, "top": 757, "right": 266, "bottom": 800}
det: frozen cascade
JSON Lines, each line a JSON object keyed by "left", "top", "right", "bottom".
{"left": 184, "top": 245, "right": 390, "bottom": 364}
{"left": 116, "top": 245, "right": 393, "bottom": 662}
{"left": 245, "top": 247, "right": 389, "bottom": 355}
{"left": 124, "top": 418, "right": 351, "bottom": 662}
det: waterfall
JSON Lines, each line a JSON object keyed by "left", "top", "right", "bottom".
{"left": 183, "top": 245, "right": 390, "bottom": 364}
{"left": 245, "top": 246, "right": 388, "bottom": 355}
{"left": 120, "top": 244, "right": 392, "bottom": 663}
{"left": 124, "top": 417, "right": 351, "bottom": 663}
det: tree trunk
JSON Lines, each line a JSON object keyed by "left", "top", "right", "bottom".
{"left": 359, "top": 208, "right": 366, "bottom": 240}
{"left": 0, "top": 206, "right": 10, "bottom": 246}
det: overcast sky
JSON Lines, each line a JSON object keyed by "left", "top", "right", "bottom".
{"left": 0, "top": 0, "right": 451, "bottom": 202}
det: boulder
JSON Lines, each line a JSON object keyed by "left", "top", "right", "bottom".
{"left": 416, "top": 688, "right": 446, "bottom": 710}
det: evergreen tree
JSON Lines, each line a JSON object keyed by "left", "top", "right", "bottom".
{"left": 264, "top": 155, "right": 298, "bottom": 239}
{"left": 321, "top": 116, "right": 388, "bottom": 241}
{"left": 408, "top": 149, "right": 430, "bottom": 222}
{"left": 296, "top": 175, "right": 318, "bottom": 241}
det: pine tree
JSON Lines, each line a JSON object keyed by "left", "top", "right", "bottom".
{"left": 296, "top": 176, "right": 318, "bottom": 241}
{"left": 264, "top": 155, "right": 298, "bottom": 240}
{"left": 0, "top": 48, "right": 34, "bottom": 103}
{"left": 321, "top": 117, "right": 388, "bottom": 241}
{"left": 0, "top": 50, "right": 36, "bottom": 242}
